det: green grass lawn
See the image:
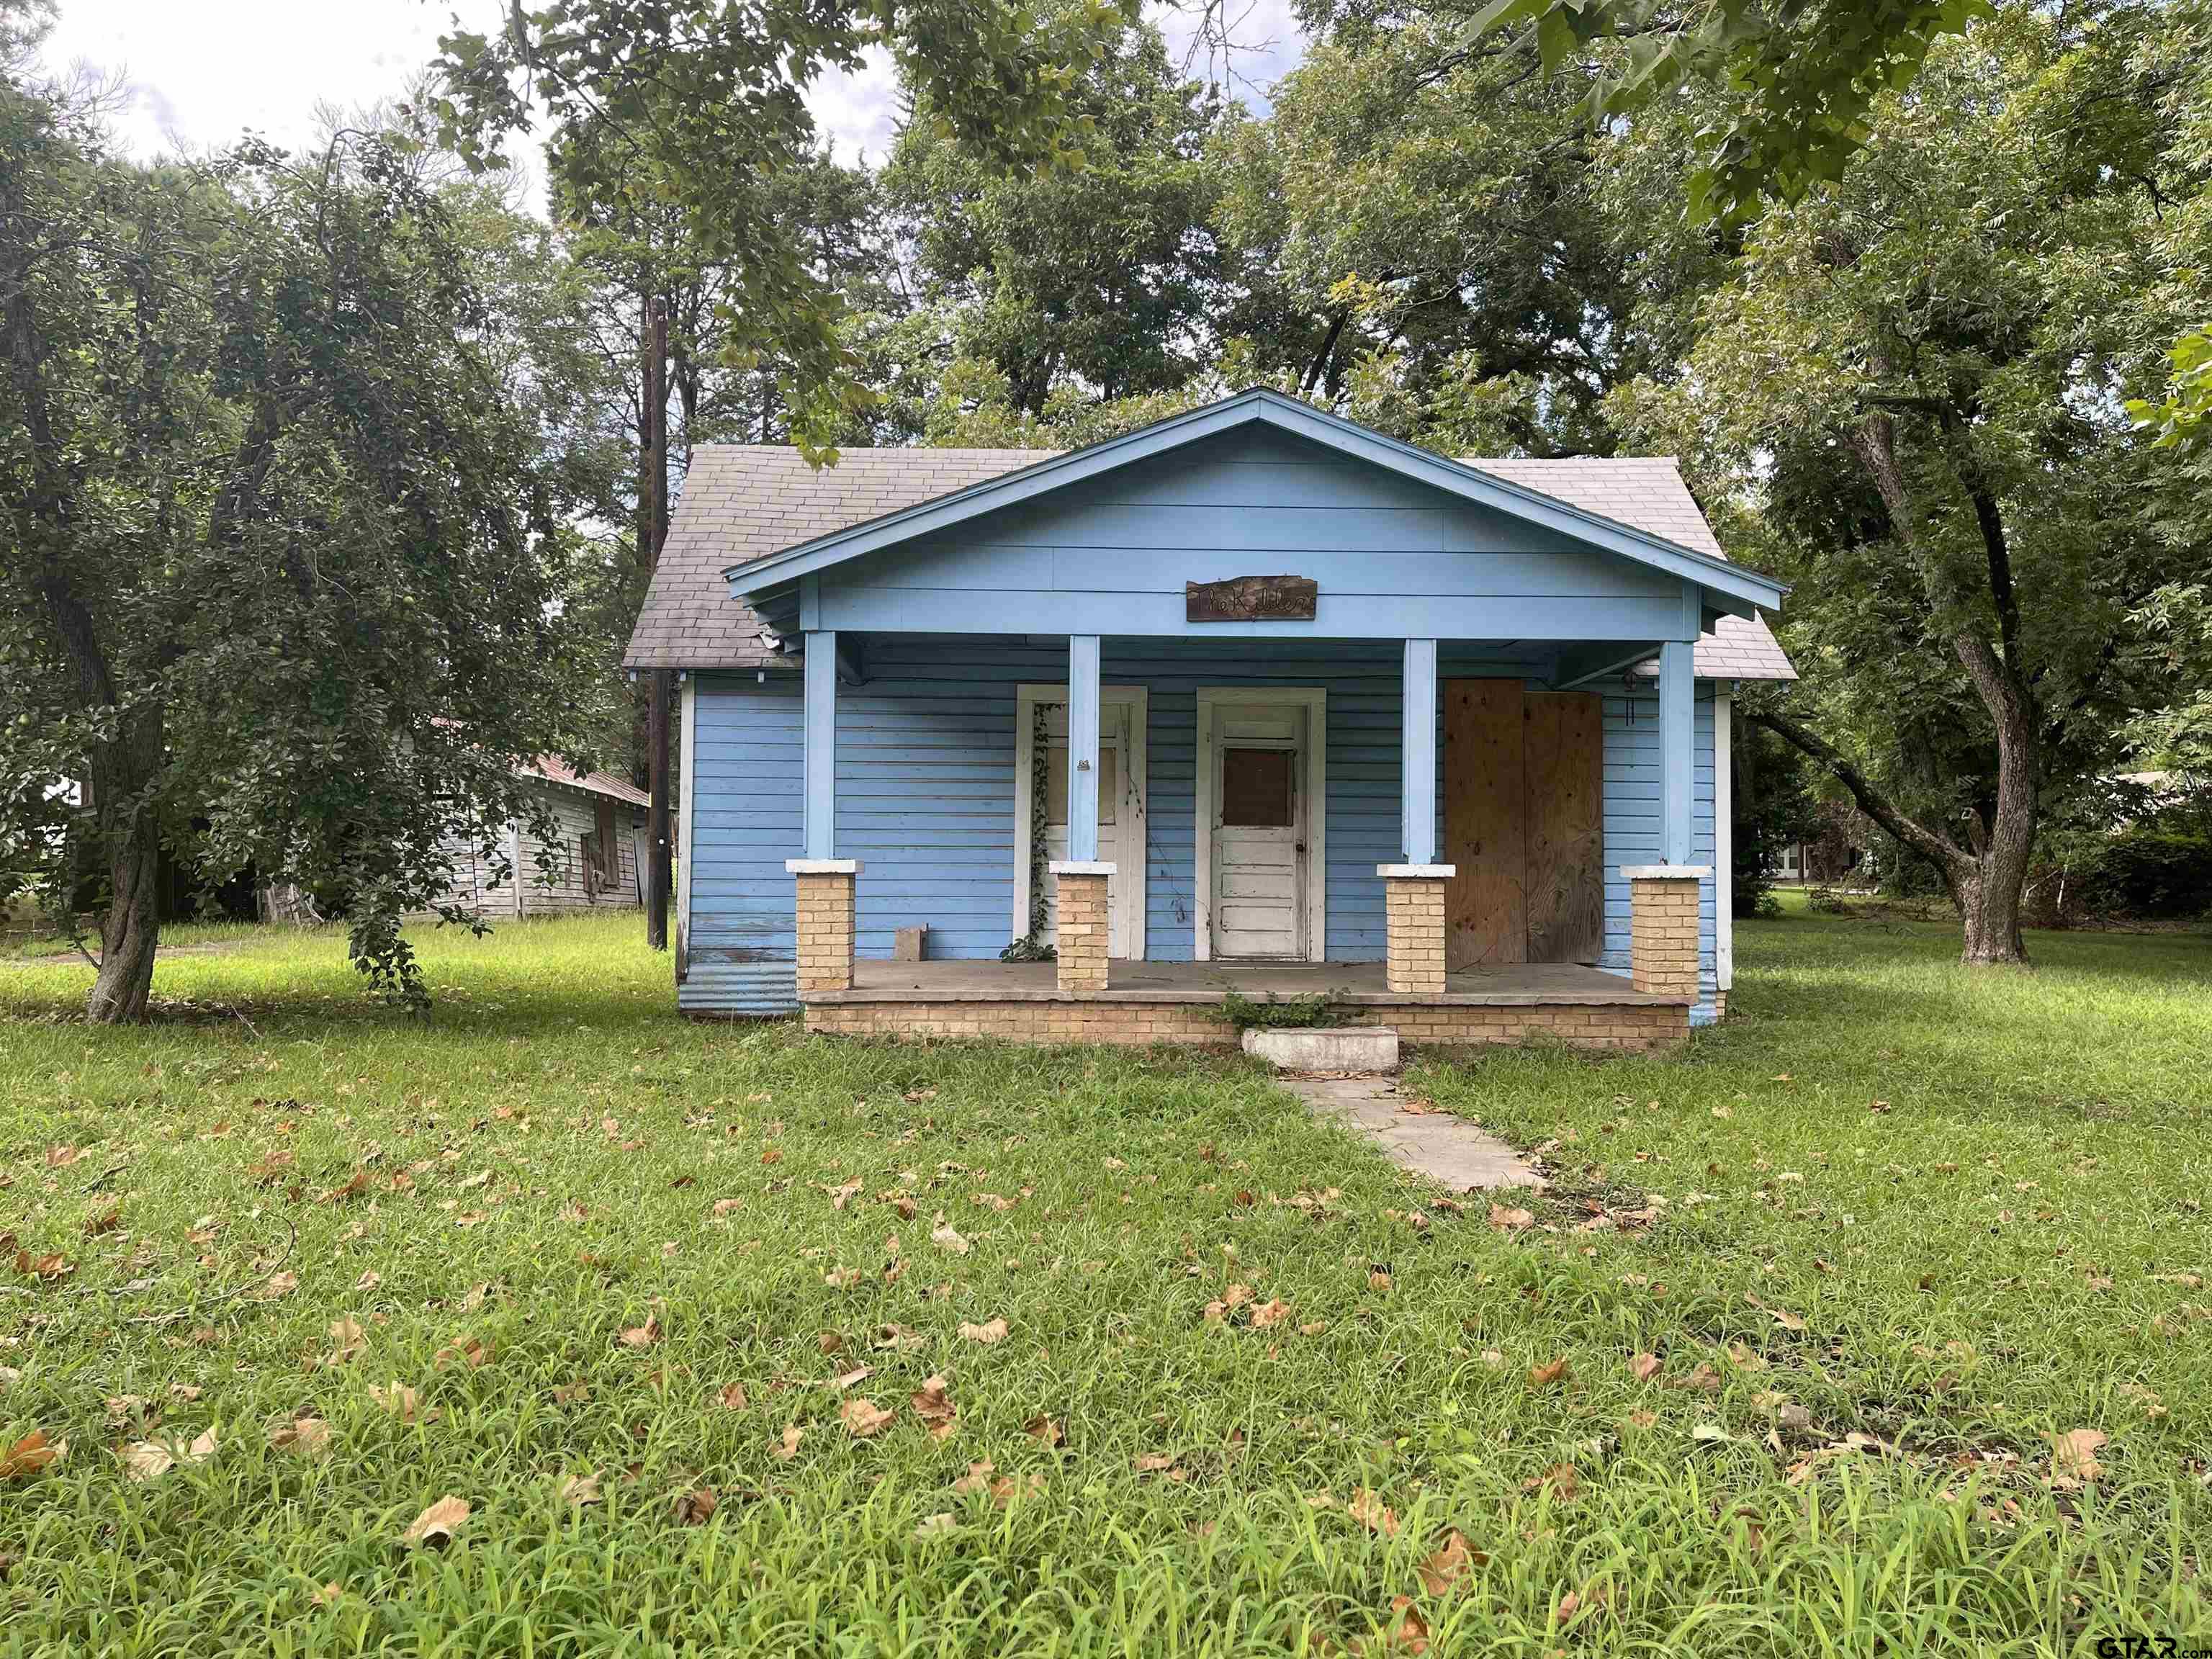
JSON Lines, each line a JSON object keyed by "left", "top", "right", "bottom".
{"left": 1, "top": 908, "right": 2208, "bottom": 1656}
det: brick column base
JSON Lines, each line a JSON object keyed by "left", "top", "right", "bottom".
{"left": 1623, "top": 866, "right": 1707, "bottom": 999}
{"left": 1377, "top": 864, "right": 1455, "bottom": 996}
{"left": 1049, "top": 862, "right": 1113, "bottom": 994}
{"left": 787, "top": 858, "right": 860, "bottom": 996}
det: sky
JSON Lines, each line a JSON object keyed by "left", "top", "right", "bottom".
{"left": 35, "top": 0, "right": 1306, "bottom": 184}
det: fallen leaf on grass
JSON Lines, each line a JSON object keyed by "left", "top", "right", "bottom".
{"left": 550, "top": 1380, "right": 590, "bottom": 1406}
{"left": 258, "top": 1271, "right": 298, "bottom": 1300}
{"left": 15, "top": 1249, "right": 73, "bottom": 1282}
{"left": 832, "top": 1366, "right": 873, "bottom": 1392}
{"left": 407, "top": 1503, "right": 475, "bottom": 1557}
{"left": 910, "top": 1376, "right": 957, "bottom": 1439}
{"left": 370, "top": 1382, "right": 425, "bottom": 1421}
{"left": 930, "top": 1220, "right": 971, "bottom": 1255}
{"left": 1629, "top": 1352, "right": 1661, "bottom": 1382}
{"left": 321, "top": 1317, "right": 367, "bottom": 1366}
{"left": 312, "top": 1582, "right": 343, "bottom": 1606}
{"left": 558, "top": 1471, "right": 602, "bottom": 1508}
{"left": 1527, "top": 1358, "right": 1570, "bottom": 1390}
{"left": 1349, "top": 1488, "right": 1400, "bottom": 1537}
{"left": 1528, "top": 1462, "right": 1579, "bottom": 1503}
{"left": 1417, "top": 1529, "right": 1484, "bottom": 1595}
{"left": 1370, "top": 1596, "right": 1430, "bottom": 1654}
{"left": 1487, "top": 1205, "right": 1534, "bottom": 1233}
{"left": 770, "top": 1425, "right": 804, "bottom": 1461}
{"left": 1251, "top": 1298, "right": 1292, "bottom": 1328}
{"left": 914, "top": 1511, "right": 958, "bottom": 1539}
{"left": 841, "top": 1397, "right": 895, "bottom": 1438}
{"left": 1133, "top": 1452, "right": 1187, "bottom": 1480}
{"left": 716, "top": 1383, "right": 749, "bottom": 1412}
{"left": 2050, "top": 1428, "right": 2107, "bottom": 1488}
{"left": 436, "top": 1336, "right": 492, "bottom": 1370}
{"left": 1, "top": 1430, "right": 63, "bottom": 1480}
{"left": 83, "top": 1204, "right": 121, "bottom": 1237}
{"left": 122, "top": 1428, "right": 217, "bottom": 1483}
{"left": 619, "top": 1317, "right": 662, "bottom": 1349}
{"left": 673, "top": 1486, "right": 718, "bottom": 1525}
{"left": 1025, "top": 1415, "right": 1064, "bottom": 1447}
{"left": 958, "top": 1318, "right": 1010, "bottom": 1344}
{"left": 269, "top": 1417, "right": 331, "bottom": 1457}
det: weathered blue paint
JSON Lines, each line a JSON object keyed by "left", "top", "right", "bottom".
{"left": 1658, "top": 639, "right": 1694, "bottom": 867}
{"left": 1401, "top": 639, "right": 1438, "bottom": 865}
{"left": 803, "top": 631, "right": 837, "bottom": 859}
{"left": 727, "top": 390, "right": 1785, "bottom": 615}
{"left": 1066, "top": 634, "right": 1101, "bottom": 863}
{"left": 682, "top": 640, "right": 1722, "bottom": 1022}
{"left": 681, "top": 672, "right": 801, "bottom": 1015}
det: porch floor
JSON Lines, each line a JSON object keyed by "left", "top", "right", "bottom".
{"left": 812, "top": 957, "right": 1681, "bottom": 1007}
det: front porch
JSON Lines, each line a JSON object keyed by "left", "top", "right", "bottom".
{"left": 798, "top": 956, "right": 1692, "bottom": 1049}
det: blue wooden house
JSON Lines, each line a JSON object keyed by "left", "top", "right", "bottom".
{"left": 626, "top": 390, "right": 1794, "bottom": 1048}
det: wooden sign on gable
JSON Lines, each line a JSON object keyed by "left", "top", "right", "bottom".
{"left": 1185, "top": 574, "right": 1318, "bottom": 622}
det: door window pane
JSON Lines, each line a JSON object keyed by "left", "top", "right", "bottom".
{"left": 1043, "top": 745, "right": 1117, "bottom": 824}
{"left": 1221, "top": 748, "right": 1293, "bottom": 826}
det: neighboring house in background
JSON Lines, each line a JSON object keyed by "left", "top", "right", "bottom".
{"left": 442, "top": 758, "right": 652, "bottom": 917}
{"left": 626, "top": 390, "right": 1797, "bottom": 1048}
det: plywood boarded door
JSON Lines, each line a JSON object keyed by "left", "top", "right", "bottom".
{"left": 1523, "top": 691, "right": 1605, "bottom": 963}
{"left": 1444, "top": 680, "right": 1526, "bottom": 968}
{"left": 1444, "top": 680, "right": 1606, "bottom": 968}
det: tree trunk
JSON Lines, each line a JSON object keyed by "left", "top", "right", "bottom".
{"left": 1957, "top": 864, "right": 2026, "bottom": 965}
{"left": 86, "top": 707, "right": 165, "bottom": 1022}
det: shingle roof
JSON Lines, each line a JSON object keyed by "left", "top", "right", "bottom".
{"left": 623, "top": 442, "right": 1793, "bottom": 681}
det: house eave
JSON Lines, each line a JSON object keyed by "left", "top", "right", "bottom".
{"left": 719, "top": 390, "right": 1788, "bottom": 617}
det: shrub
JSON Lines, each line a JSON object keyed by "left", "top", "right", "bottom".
{"left": 1215, "top": 989, "right": 1338, "bottom": 1030}
{"left": 2075, "top": 827, "right": 2212, "bottom": 919}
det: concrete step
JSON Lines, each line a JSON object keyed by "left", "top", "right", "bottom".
{"left": 1241, "top": 1025, "right": 1400, "bottom": 1074}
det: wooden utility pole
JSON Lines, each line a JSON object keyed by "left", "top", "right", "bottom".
{"left": 644, "top": 295, "right": 673, "bottom": 952}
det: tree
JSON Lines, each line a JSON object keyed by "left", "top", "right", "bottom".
{"left": 0, "top": 68, "right": 591, "bottom": 1020}
{"left": 434, "top": 0, "right": 1139, "bottom": 454}
{"left": 1431, "top": 0, "right": 1987, "bottom": 223}
{"left": 1212, "top": 8, "right": 1727, "bottom": 457}
{"left": 1612, "top": 6, "right": 2212, "bottom": 962}
{"left": 870, "top": 14, "right": 1231, "bottom": 431}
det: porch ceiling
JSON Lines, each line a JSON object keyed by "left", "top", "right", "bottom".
{"left": 807, "top": 958, "right": 1686, "bottom": 1008}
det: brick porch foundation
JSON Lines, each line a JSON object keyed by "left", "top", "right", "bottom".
{"left": 1624, "top": 866, "right": 1707, "bottom": 999}
{"left": 787, "top": 859, "right": 860, "bottom": 995}
{"left": 801, "top": 997, "right": 1684, "bottom": 1050}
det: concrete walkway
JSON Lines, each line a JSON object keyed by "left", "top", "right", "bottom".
{"left": 1282, "top": 1074, "right": 1545, "bottom": 1191}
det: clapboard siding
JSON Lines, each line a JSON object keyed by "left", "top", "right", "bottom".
{"left": 685, "top": 674, "right": 804, "bottom": 1013}
{"left": 442, "top": 781, "right": 644, "bottom": 918}
{"left": 805, "top": 428, "right": 1692, "bottom": 642}
{"left": 681, "top": 642, "right": 1719, "bottom": 1020}
{"left": 1601, "top": 686, "right": 1721, "bottom": 1022}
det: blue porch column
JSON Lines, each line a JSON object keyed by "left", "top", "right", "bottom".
{"left": 1064, "top": 634, "right": 1102, "bottom": 863}
{"left": 786, "top": 626, "right": 859, "bottom": 996}
{"left": 1657, "top": 639, "right": 1693, "bottom": 866}
{"left": 803, "top": 631, "right": 837, "bottom": 860}
{"left": 1379, "top": 638, "right": 1452, "bottom": 995}
{"left": 1622, "top": 635, "right": 1706, "bottom": 1010}
{"left": 1400, "top": 638, "right": 1437, "bottom": 864}
{"left": 1051, "top": 633, "right": 1112, "bottom": 993}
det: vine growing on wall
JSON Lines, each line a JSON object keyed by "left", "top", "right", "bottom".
{"left": 999, "top": 699, "right": 1058, "bottom": 962}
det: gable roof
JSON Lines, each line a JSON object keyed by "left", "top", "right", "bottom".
{"left": 518, "top": 755, "right": 650, "bottom": 809}
{"left": 624, "top": 396, "right": 1794, "bottom": 680}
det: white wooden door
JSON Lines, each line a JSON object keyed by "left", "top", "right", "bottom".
{"left": 1209, "top": 701, "right": 1308, "bottom": 959}
{"left": 1038, "top": 703, "right": 1141, "bottom": 957}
